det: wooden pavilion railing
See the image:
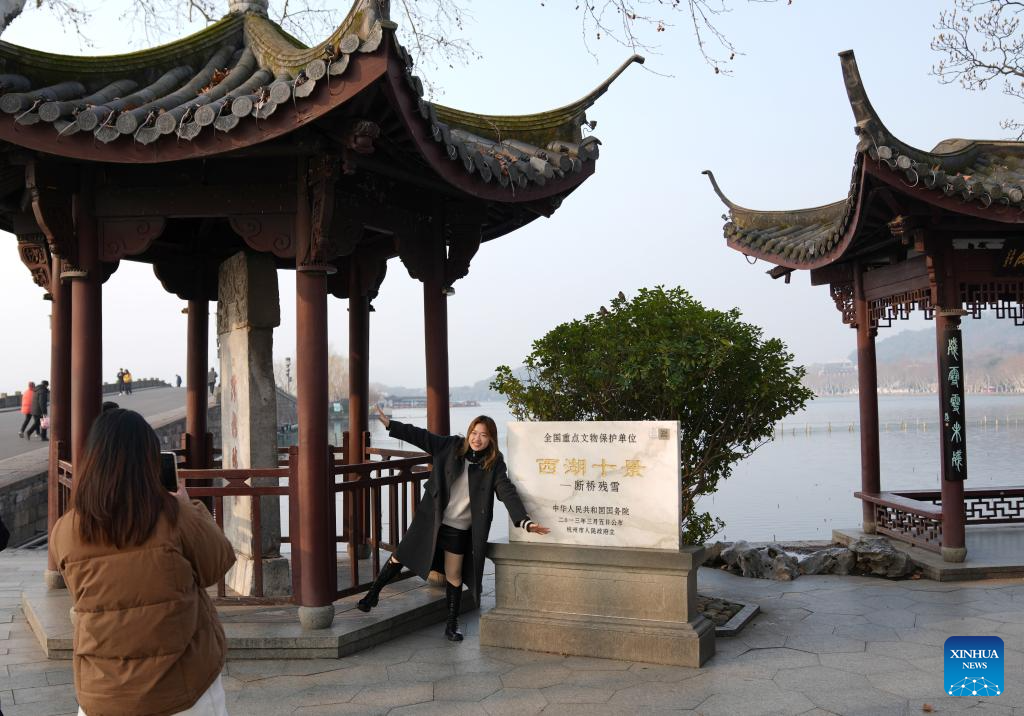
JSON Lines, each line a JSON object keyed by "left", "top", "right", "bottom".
{"left": 855, "top": 487, "right": 1024, "bottom": 553}
{"left": 55, "top": 438, "right": 432, "bottom": 604}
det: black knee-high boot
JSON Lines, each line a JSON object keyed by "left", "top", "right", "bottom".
{"left": 357, "top": 559, "right": 403, "bottom": 612}
{"left": 444, "top": 581, "right": 464, "bottom": 642}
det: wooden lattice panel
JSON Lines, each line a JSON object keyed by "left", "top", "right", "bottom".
{"left": 963, "top": 495, "right": 1024, "bottom": 524}
{"left": 874, "top": 503, "right": 942, "bottom": 552}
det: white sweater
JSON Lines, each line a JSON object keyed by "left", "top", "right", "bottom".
{"left": 442, "top": 462, "right": 472, "bottom": 529}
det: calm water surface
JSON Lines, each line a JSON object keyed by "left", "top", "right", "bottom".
{"left": 279, "top": 396, "right": 1024, "bottom": 548}
{"left": 366, "top": 396, "right": 1024, "bottom": 543}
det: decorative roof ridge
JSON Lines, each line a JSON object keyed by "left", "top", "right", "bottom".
{"left": 431, "top": 54, "right": 644, "bottom": 141}
{"left": 244, "top": 0, "right": 384, "bottom": 78}
{"left": 841, "top": 49, "right": 979, "bottom": 173}
{"left": 702, "top": 169, "right": 849, "bottom": 229}
{"left": 0, "top": 14, "right": 244, "bottom": 82}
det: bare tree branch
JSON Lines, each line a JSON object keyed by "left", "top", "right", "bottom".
{"left": 933, "top": 0, "right": 1024, "bottom": 137}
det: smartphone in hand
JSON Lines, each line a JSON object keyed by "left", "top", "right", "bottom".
{"left": 159, "top": 452, "right": 179, "bottom": 492}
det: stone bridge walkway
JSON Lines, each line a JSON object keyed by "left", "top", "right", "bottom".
{"left": 1, "top": 549, "right": 1021, "bottom": 715}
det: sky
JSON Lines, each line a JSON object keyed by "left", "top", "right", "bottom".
{"left": 1, "top": 0, "right": 1021, "bottom": 394}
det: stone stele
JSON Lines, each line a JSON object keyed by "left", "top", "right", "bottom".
{"left": 480, "top": 541, "right": 714, "bottom": 667}
{"left": 217, "top": 250, "right": 290, "bottom": 597}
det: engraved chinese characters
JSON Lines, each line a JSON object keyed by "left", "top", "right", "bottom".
{"left": 508, "top": 421, "right": 682, "bottom": 550}
{"left": 940, "top": 327, "right": 968, "bottom": 481}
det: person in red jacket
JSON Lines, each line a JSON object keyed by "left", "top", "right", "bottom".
{"left": 17, "top": 381, "right": 34, "bottom": 438}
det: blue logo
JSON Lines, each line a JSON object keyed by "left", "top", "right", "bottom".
{"left": 945, "top": 636, "right": 1003, "bottom": 696}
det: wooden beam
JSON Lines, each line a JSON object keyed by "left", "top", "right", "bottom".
{"left": 95, "top": 184, "right": 296, "bottom": 218}
{"left": 862, "top": 255, "right": 929, "bottom": 302}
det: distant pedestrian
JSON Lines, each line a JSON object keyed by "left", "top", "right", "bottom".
{"left": 208, "top": 367, "right": 217, "bottom": 396}
{"left": 17, "top": 381, "right": 34, "bottom": 438}
{"left": 116, "top": 369, "right": 125, "bottom": 395}
{"left": 25, "top": 380, "right": 49, "bottom": 441}
{"left": 50, "top": 409, "right": 235, "bottom": 716}
{"left": 176, "top": 374, "right": 182, "bottom": 388}
{"left": 123, "top": 369, "right": 133, "bottom": 395}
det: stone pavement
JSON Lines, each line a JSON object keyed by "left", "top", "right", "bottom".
{"left": 1, "top": 548, "right": 1022, "bottom": 716}
{"left": 0, "top": 387, "right": 186, "bottom": 461}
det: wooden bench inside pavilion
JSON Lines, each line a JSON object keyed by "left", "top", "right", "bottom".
{"left": 707, "top": 50, "right": 1024, "bottom": 579}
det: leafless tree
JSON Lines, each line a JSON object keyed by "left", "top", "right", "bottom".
{"left": 5, "top": 0, "right": 787, "bottom": 92}
{"left": 932, "top": 0, "right": 1024, "bottom": 137}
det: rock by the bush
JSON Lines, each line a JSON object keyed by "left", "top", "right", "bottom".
{"left": 798, "top": 546, "right": 855, "bottom": 576}
{"left": 701, "top": 540, "right": 729, "bottom": 566}
{"left": 833, "top": 548, "right": 855, "bottom": 575}
{"left": 848, "top": 537, "right": 914, "bottom": 578}
{"left": 771, "top": 553, "right": 799, "bottom": 581}
{"left": 721, "top": 540, "right": 769, "bottom": 578}
{"left": 798, "top": 549, "right": 831, "bottom": 575}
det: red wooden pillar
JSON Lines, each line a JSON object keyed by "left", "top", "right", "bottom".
{"left": 347, "top": 262, "right": 371, "bottom": 561}
{"left": 932, "top": 241, "right": 967, "bottom": 562}
{"left": 295, "top": 161, "right": 335, "bottom": 628}
{"left": 45, "top": 253, "right": 70, "bottom": 588}
{"left": 185, "top": 299, "right": 209, "bottom": 469}
{"left": 70, "top": 184, "right": 102, "bottom": 469}
{"left": 853, "top": 267, "right": 881, "bottom": 533}
{"left": 936, "top": 309, "right": 967, "bottom": 562}
{"left": 348, "top": 261, "right": 369, "bottom": 464}
{"left": 423, "top": 276, "right": 450, "bottom": 436}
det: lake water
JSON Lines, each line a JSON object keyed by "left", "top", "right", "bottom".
{"left": 361, "top": 395, "right": 1024, "bottom": 544}
{"left": 278, "top": 395, "right": 1024, "bottom": 550}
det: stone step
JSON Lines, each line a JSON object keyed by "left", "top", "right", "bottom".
{"left": 23, "top": 576, "right": 474, "bottom": 660}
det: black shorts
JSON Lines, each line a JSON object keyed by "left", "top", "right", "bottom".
{"left": 437, "top": 524, "right": 471, "bottom": 555}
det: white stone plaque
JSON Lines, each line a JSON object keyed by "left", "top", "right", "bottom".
{"left": 507, "top": 421, "right": 681, "bottom": 550}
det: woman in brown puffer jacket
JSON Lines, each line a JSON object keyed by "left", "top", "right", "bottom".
{"left": 50, "top": 409, "right": 236, "bottom": 716}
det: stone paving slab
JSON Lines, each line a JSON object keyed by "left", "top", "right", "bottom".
{"left": 2, "top": 548, "right": 1024, "bottom": 715}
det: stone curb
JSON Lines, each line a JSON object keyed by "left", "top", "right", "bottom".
{"left": 714, "top": 600, "right": 759, "bottom": 638}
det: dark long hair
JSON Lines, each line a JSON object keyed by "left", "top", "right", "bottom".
{"left": 71, "top": 409, "right": 178, "bottom": 547}
{"left": 461, "top": 415, "right": 500, "bottom": 470}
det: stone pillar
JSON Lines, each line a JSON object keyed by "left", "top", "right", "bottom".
{"left": 217, "top": 250, "right": 290, "bottom": 596}
{"left": 852, "top": 268, "right": 880, "bottom": 533}
{"left": 45, "top": 253, "right": 69, "bottom": 589}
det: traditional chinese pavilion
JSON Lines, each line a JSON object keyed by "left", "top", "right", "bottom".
{"left": 6, "top": 0, "right": 638, "bottom": 626}
{"left": 707, "top": 50, "right": 1024, "bottom": 563}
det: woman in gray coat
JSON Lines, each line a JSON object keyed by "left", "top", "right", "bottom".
{"left": 358, "top": 407, "right": 549, "bottom": 641}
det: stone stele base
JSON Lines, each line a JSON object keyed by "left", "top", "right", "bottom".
{"left": 480, "top": 541, "right": 714, "bottom": 667}
{"left": 226, "top": 554, "right": 292, "bottom": 598}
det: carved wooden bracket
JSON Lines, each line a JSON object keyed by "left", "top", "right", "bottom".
{"left": 17, "top": 233, "right": 51, "bottom": 290}
{"left": 444, "top": 203, "right": 484, "bottom": 287}
{"left": 153, "top": 256, "right": 220, "bottom": 301}
{"left": 25, "top": 160, "right": 75, "bottom": 263}
{"left": 229, "top": 214, "right": 295, "bottom": 258}
{"left": 299, "top": 154, "right": 341, "bottom": 271}
{"left": 99, "top": 217, "right": 165, "bottom": 262}
{"left": 328, "top": 246, "right": 389, "bottom": 300}
{"left": 395, "top": 218, "right": 441, "bottom": 282}
{"left": 830, "top": 282, "right": 857, "bottom": 327}
{"left": 342, "top": 119, "right": 381, "bottom": 174}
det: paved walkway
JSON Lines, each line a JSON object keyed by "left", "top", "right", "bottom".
{"left": 1, "top": 549, "right": 1021, "bottom": 715}
{"left": 0, "top": 387, "right": 186, "bottom": 461}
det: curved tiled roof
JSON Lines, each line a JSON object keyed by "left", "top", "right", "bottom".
{"left": 0, "top": 2, "right": 385, "bottom": 146}
{"left": 707, "top": 50, "right": 1024, "bottom": 269}
{"left": 0, "top": 0, "right": 640, "bottom": 196}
